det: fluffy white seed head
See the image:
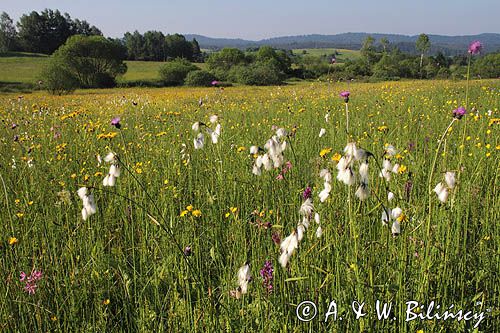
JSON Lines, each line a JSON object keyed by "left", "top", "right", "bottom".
{"left": 391, "top": 207, "right": 403, "bottom": 220}
{"left": 104, "top": 152, "right": 116, "bottom": 163}
{"left": 445, "top": 171, "right": 456, "bottom": 189}
{"left": 388, "top": 192, "right": 395, "bottom": 202}
{"left": 209, "top": 115, "right": 218, "bottom": 124}
{"left": 391, "top": 220, "right": 401, "bottom": 236}
{"left": 249, "top": 146, "right": 258, "bottom": 155}
{"left": 355, "top": 184, "right": 370, "bottom": 201}
{"left": 319, "top": 128, "right": 326, "bottom": 137}
{"left": 191, "top": 122, "right": 200, "bottom": 131}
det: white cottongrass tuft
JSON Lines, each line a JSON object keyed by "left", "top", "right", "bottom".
{"left": 191, "top": 122, "right": 200, "bottom": 131}
{"left": 391, "top": 220, "right": 401, "bottom": 237}
{"left": 388, "top": 192, "right": 395, "bottom": 202}
{"left": 319, "top": 128, "right": 326, "bottom": 137}
{"left": 193, "top": 133, "right": 205, "bottom": 149}
{"left": 103, "top": 153, "right": 120, "bottom": 187}
{"left": 237, "top": 263, "right": 252, "bottom": 295}
{"left": 209, "top": 114, "right": 218, "bottom": 124}
{"left": 249, "top": 145, "right": 259, "bottom": 155}
{"left": 444, "top": 171, "right": 456, "bottom": 189}
{"left": 78, "top": 187, "right": 96, "bottom": 221}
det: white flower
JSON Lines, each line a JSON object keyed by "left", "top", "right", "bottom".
{"left": 344, "top": 142, "right": 357, "bottom": 157}
{"left": 193, "top": 133, "right": 205, "bottom": 149}
{"left": 437, "top": 187, "right": 449, "bottom": 203}
{"left": 249, "top": 146, "right": 258, "bottom": 155}
{"left": 314, "top": 213, "right": 320, "bottom": 224}
{"left": 325, "top": 113, "right": 330, "bottom": 122}
{"left": 388, "top": 192, "right": 395, "bottom": 202}
{"left": 209, "top": 115, "right": 218, "bottom": 124}
{"left": 487, "top": 110, "right": 492, "bottom": 117}
{"left": 382, "top": 159, "right": 392, "bottom": 171}
{"left": 391, "top": 220, "right": 401, "bottom": 236}
{"left": 434, "top": 182, "right": 445, "bottom": 195}
{"left": 299, "top": 198, "right": 314, "bottom": 217}
{"left": 276, "top": 128, "right": 287, "bottom": 138}
{"left": 355, "top": 184, "right": 370, "bottom": 201}
{"left": 109, "top": 164, "right": 120, "bottom": 178}
{"left": 297, "top": 224, "right": 305, "bottom": 241}
{"left": 191, "top": 122, "right": 200, "bottom": 131}
{"left": 385, "top": 145, "right": 397, "bottom": 157}
{"left": 315, "top": 226, "right": 323, "bottom": 238}
{"left": 444, "top": 171, "right": 456, "bottom": 189}
{"left": 252, "top": 164, "right": 261, "bottom": 176}
{"left": 359, "top": 162, "right": 369, "bottom": 183}
{"left": 102, "top": 174, "right": 116, "bottom": 187}
{"left": 338, "top": 168, "right": 355, "bottom": 186}
{"left": 279, "top": 231, "right": 299, "bottom": 267}
{"left": 237, "top": 263, "right": 251, "bottom": 294}
{"left": 104, "top": 152, "right": 116, "bottom": 163}
{"left": 77, "top": 187, "right": 88, "bottom": 200}
{"left": 391, "top": 207, "right": 403, "bottom": 220}
{"left": 210, "top": 128, "right": 220, "bottom": 144}
{"left": 262, "top": 154, "right": 273, "bottom": 171}
{"left": 320, "top": 169, "right": 332, "bottom": 183}
{"left": 319, "top": 128, "right": 326, "bottom": 137}
{"left": 392, "top": 163, "right": 400, "bottom": 174}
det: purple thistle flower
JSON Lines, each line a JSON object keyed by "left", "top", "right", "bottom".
{"left": 183, "top": 246, "right": 192, "bottom": 256}
{"left": 303, "top": 186, "right": 312, "bottom": 200}
{"left": 468, "top": 41, "right": 482, "bottom": 55}
{"left": 260, "top": 260, "right": 274, "bottom": 293}
{"left": 340, "top": 91, "right": 350, "bottom": 103}
{"left": 453, "top": 106, "right": 467, "bottom": 120}
{"left": 111, "top": 117, "right": 121, "bottom": 129}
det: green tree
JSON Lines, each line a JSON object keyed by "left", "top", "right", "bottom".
{"left": 415, "top": 33, "right": 431, "bottom": 75}
{"left": 43, "top": 35, "right": 127, "bottom": 90}
{"left": 207, "top": 48, "right": 246, "bottom": 71}
{"left": 0, "top": 12, "right": 17, "bottom": 52}
{"left": 379, "top": 37, "right": 389, "bottom": 53}
{"left": 123, "top": 31, "right": 145, "bottom": 60}
{"left": 158, "top": 58, "right": 198, "bottom": 86}
{"left": 361, "top": 35, "right": 378, "bottom": 65}
{"left": 165, "top": 34, "right": 193, "bottom": 60}
{"left": 185, "top": 70, "right": 217, "bottom": 86}
{"left": 473, "top": 53, "right": 500, "bottom": 78}
{"left": 191, "top": 38, "right": 202, "bottom": 62}
{"left": 144, "top": 31, "right": 166, "bottom": 61}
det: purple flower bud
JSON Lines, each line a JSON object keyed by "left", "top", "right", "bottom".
{"left": 453, "top": 106, "right": 467, "bottom": 120}
{"left": 468, "top": 41, "right": 482, "bottom": 55}
{"left": 183, "top": 246, "right": 192, "bottom": 256}
{"left": 302, "top": 186, "right": 312, "bottom": 200}
{"left": 340, "top": 91, "right": 350, "bottom": 103}
{"left": 111, "top": 117, "right": 121, "bottom": 129}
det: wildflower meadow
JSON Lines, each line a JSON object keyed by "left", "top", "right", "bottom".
{"left": 0, "top": 75, "right": 499, "bottom": 331}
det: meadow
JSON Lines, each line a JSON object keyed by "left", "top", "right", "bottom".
{"left": 0, "top": 79, "right": 499, "bottom": 332}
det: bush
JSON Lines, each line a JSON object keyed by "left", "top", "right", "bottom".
{"left": 40, "top": 58, "right": 79, "bottom": 95}
{"left": 41, "top": 35, "right": 127, "bottom": 93}
{"left": 158, "top": 58, "right": 198, "bottom": 86}
{"left": 230, "top": 61, "right": 285, "bottom": 86}
{"left": 185, "top": 70, "right": 217, "bottom": 87}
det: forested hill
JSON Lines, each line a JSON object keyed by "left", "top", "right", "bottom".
{"left": 185, "top": 33, "right": 500, "bottom": 54}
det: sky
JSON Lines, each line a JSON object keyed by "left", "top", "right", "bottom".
{"left": 2, "top": 0, "right": 499, "bottom": 40}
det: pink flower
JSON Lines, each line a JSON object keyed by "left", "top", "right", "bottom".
{"left": 453, "top": 106, "right": 467, "bottom": 120}
{"left": 340, "top": 91, "right": 350, "bottom": 103}
{"left": 20, "top": 272, "right": 26, "bottom": 281}
{"left": 468, "top": 41, "right": 482, "bottom": 55}
{"left": 276, "top": 174, "right": 284, "bottom": 180}
{"left": 211, "top": 80, "right": 220, "bottom": 86}
{"left": 24, "top": 283, "right": 37, "bottom": 295}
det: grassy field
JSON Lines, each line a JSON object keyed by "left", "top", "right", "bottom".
{"left": 0, "top": 49, "right": 353, "bottom": 86}
{"left": 0, "top": 79, "right": 499, "bottom": 332}
{"left": 291, "top": 48, "right": 361, "bottom": 62}
{"left": 0, "top": 54, "right": 207, "bottom": 85}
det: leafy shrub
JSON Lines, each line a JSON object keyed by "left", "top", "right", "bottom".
{"left": 40, "top": 58, "right": 79, "bottom": 95}
{"left": 230, "top": 61, "right": 284, "bottom": 86}
{"left": 184, "top": 70, "right": 217, "bottom": 87}
{"left": 158, "top": 58, "right": 198, "bottom": 86}
{"left": 41, "top": 35, "right": 127, "bottom": 93}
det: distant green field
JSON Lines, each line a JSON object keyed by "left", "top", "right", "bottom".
{"left": 291, "top": 48, "right": 361, "bottom": 62}
{"left": 0, "top": 53, "right": 207, "bottom": 85}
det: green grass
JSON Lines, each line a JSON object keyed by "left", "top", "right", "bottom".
{"left": 0, "top": 79, "right": 498, "bottom": 332}
{"left": 0, "top": 53, "right": 207, "bottom": 85}
{"left": 292, "top": 48, "right": 361, "bottom": 62}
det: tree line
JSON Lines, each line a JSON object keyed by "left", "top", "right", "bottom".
{"left": 0, "top": 10, "right": 202, "bottom": 62}
{"left": 0, "top": 10, "right": 102, "bottom": 54}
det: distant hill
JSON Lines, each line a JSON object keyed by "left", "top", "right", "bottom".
{"left": 185, "top": 33, "right": 500, "bottom": 55}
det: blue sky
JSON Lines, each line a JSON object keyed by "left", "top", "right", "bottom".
{"left": 2, "top": 0, "right": 499, "bottom": 39}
